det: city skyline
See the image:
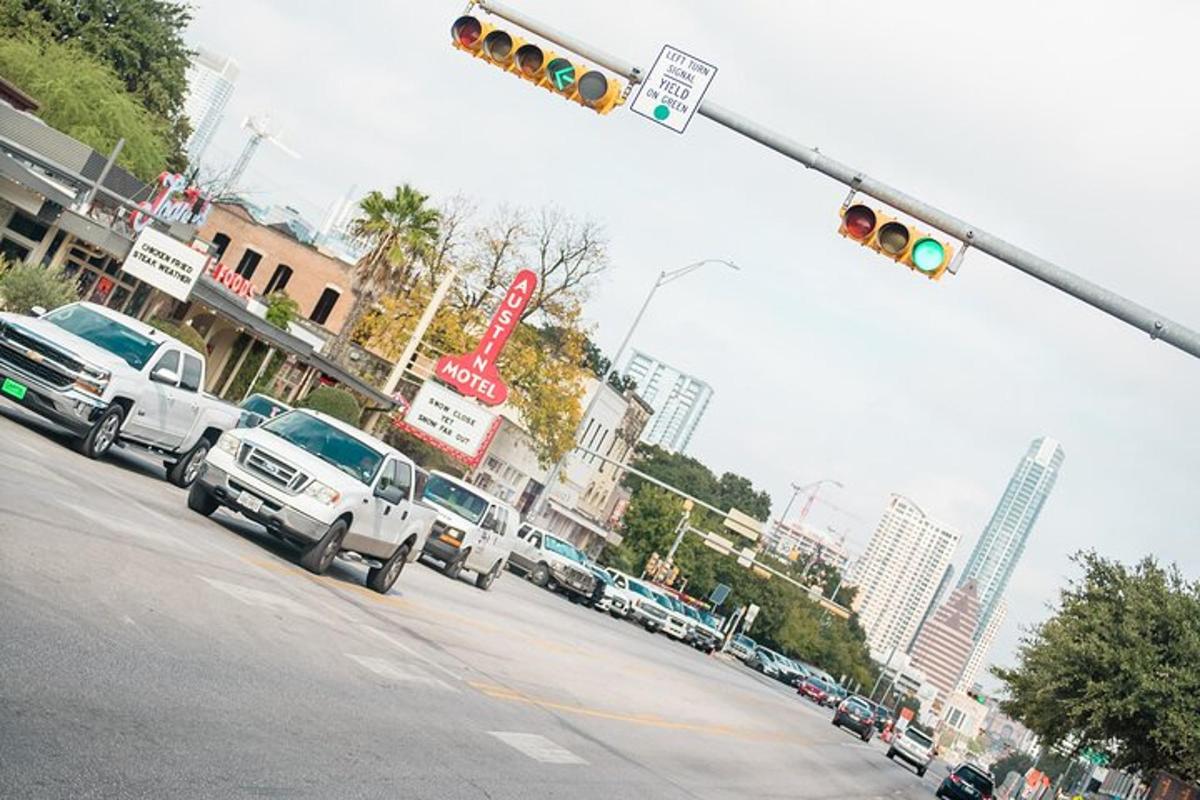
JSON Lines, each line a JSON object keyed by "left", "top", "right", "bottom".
{"left": 909, "top": 581, "right": 982, "bottom": 707}
{"left": 621, "top": 349, "right": 713, "bottom": 454}
{"left": 852, "top": 494, "right": 960, "bottom": 662}
{"left": 182, "top": 46, "right": 238, "bottom": 166}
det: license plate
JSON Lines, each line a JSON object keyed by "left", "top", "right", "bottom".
{"left": 238, "top": 493, "right": 264, "bottom": 513}
{"left": 1, "top": 377, "right": 27, "bottom": 400}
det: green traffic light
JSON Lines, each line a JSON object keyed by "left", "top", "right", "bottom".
{"left": 911, "top": 238, "right": 946, "bottom": 273}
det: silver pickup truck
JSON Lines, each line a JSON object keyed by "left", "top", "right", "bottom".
{"left": 0, "top": 302, "right": 240, "bottom": 485}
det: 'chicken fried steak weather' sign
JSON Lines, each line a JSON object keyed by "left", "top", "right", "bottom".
{"left": 434, "top": 269, "right": 537, "bottom": 406}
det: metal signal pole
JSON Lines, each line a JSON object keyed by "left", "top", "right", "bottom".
{"left": 476, "top": 0, "right": 1200, "bottom": 361}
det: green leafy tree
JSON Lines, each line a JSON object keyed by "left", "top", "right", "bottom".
{"left": 0, "top": 37, "right": 170, "bottom": 178}
{"left": 264, "top": 292, "right": 299, "bottom": 329}
{"left": 298, "top": 386, "right": 362, "bottom": 426}
{"left": 148, "top": 317, "right": 205, "bottom": 354}
{"left": 991, "top": 751, "right": 1035, "bottom": 784}
{"left": 623, "top": 445, "right": 772, "bottom": 523}
{"left": 994, "top": 552, "right": 1200, "bottom": 782}
{"left": 0, "top": 262, "right": 78, "bottom": 313}
{"left": 0, "top": 0, "right": 194, "bottom": 168}
{"left": 328, "top": 185, "right": 441, "bottom": 361}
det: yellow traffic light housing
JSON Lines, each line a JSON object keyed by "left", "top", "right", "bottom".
{"left": 838, "top": 202, "right": 954, "bottom": 280}
{"left": 450, "top": 14, "right": 624, "bottom": 115}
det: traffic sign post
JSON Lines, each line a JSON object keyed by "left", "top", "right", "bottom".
{"left": 631, "top": 45, "right": 717, "bottom": 134}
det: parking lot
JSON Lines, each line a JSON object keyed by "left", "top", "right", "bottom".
{"left": 0, "top": 400, "right": 948, "bottom": 800}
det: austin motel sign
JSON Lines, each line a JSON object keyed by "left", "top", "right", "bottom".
{"left": 435, "top": 269, "right": 537, "bottom": 406}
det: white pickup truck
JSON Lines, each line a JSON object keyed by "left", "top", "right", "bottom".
{"left": 189, "top": 408, "right": 436, "bottom": 594}
{"left": 0, "top": 302, "right": 240, "bottom": 485}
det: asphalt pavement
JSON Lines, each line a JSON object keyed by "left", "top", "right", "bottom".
{"left": 0, "top": 401, "right": 949, "bottom": 800}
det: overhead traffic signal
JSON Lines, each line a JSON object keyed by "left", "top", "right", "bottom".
{"left": 838, "top": 203, "right": 955, "bottom": 280}
{"left": 450, "top": 15, "right": 623, "bottom": 114}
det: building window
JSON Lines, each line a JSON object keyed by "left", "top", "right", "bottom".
{"left": 310, "top": 287, "right": 340, "bottom": 325}
{"left": 265, "top": 264, "right": 292, "bottom": 294}
{"left": 0, "top": 238, "right": 30, "bottom": 262}
{"left": 234, "top": 248, "right": 261, "bottom": 278}
{"left": 6, "top": 210, "right": 49, "bottom": 242}
{"left": 211, "top": 232, "right": 231, "bottom": 260}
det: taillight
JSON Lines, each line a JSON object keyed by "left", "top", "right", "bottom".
{"left": 949, "top": 774, "right": 963, "bottom": 785}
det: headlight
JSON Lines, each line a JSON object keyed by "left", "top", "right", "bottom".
{"left": 215, "top": 432, "right": 241, "bottom": 457}
{"left": 73, "top": 365, "right": 110, "bottom": 396}
{"left": 303, "top": 480, "right": 341, "bottom": 506}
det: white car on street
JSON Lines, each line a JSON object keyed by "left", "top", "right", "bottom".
{"left": 188, "top": 408, "right": 436, "bottom": 593}
{"left": 0, "top": 302, "right": 240, "bottom": 485}
{"left": 886, "top": 725, "right": 937, "bottom": 777}
{"left": 419, "top": 472, "right": 518, "bottom": 591}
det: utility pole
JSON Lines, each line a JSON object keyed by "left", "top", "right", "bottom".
{"left": 474, "top": 0, "right": 1200, "bottom": 362}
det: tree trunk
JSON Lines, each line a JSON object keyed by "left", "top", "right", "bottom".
{"left": 325, "top": 284, "right": 371, "bottom": 362}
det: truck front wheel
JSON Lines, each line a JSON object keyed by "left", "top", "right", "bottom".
{"left": 299, "top": 518, "right": 347, "bottom": 575}
{"left": 476, "top": 561, "right": 502, "bottom": 591}
{"left": 80, "top": 405, "right": 124, "bottom": 459}
{"left": 530, "top": 562, "right": 550, "bottom": 587}
{"left": 187, "top": 482, "right": 218, "bottom": 516}
{"left": 367, "top": 542, "right": 410, "bottom": 594}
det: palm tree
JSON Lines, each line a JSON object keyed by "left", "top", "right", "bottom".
{"left": 327, "top": 184, "right": 441, "bottom": 361}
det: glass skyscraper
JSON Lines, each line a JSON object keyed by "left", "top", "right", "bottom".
{"left": 959, "top": 437, "right": 1066, "bottom": 644}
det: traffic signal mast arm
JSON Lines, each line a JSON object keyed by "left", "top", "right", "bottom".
{"left": 476, "top": 0, "right": 1200, "bottom": 361}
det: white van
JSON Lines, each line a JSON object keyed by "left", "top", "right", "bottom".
{"left": 418, "top": 471, "right": 519, "bottom": 590}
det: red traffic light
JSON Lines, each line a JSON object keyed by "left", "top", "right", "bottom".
{"left": 451, "top": 15, "right": 483, "bottom": 49}
{"left": 842, "top": 204, "right": 877, "bottom": 241}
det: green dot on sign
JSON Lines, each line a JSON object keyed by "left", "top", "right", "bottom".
{"left": 653, "top": 104, "right": 670, "bottom": 120}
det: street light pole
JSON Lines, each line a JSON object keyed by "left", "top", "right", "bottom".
{"left": 530, "top": 258, "right": 738, "bottom": 521}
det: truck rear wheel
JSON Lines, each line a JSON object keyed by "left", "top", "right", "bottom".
{"left": 187, "top": 482, "right": 218, "bottom": 516}
{"left": 168, "top": 439, "right": 210, "bottom": 487}
{"left": 299, "top": 518, "right": 347, "bottom": 575}
{"left": 367, "top": 542, "right": 410, "bottom": 594}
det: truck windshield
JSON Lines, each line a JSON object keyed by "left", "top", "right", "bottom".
{"left": 422, "top": 475, "right": 488, "bottom": 523}
{"left": 43, "top": 305, "right": 160, "bottom": 369}
{"left": 260, "top": 411, "right": 383, "bottom": 484}
{"left": 544, "top": 535, "right": 587, "bottom": 563}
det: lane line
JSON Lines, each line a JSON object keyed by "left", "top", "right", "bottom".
{"left": 345, "top": 654, "right": 458, "bottom": 692}
{"left": 360, "top": 625, "right": 463, "bottom": 681}
{"left": 488, "top": 732, "right": 587, "bottom": 765}
{"left": 73, "top": 505, "right": 204, "bottom": 556}
{"left": 198, "top": 575, "right": 329, "bottom": 622}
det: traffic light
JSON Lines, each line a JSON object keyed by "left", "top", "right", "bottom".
{"left": 450, "top": 15, "right": 623, "bottom": 114}
{"left": 838, "top": 203, "right": 955, "bottom": 280}
{"left": 645, "top": 552, "right": 661, "bottom": 579}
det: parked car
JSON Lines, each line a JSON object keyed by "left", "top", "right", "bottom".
{"left": 728, "top": 633, "right": 758, "bottom": 661}
{"left": 683, "top": 607, "right": 722, "bottom": 653}
{"left": 622, "top": 576, "right": 672, "bottom": 632}
{"left": 936, "top": 763, "right": 994, "bottom": 800}
{"left": 886, "top": 725, "right": 937, "bottom": 777}
{"left": 602, "top": 568, "right": 644, "bottom": 620}
{"left": 871, "top": 702, "right": 895, "bottom": 732}
{"left": 649, "top": 588, "right": 692, "bottom": 641}
{"left": 832, "top": 695, "right": 877, "bottom": 741}
{"left": 188, "top": 409, "right": 435, "bottom": 593}
{"left": 825, "top": 683, "right": 849, "bottom": 706}
{"left": 420, "top": 471, "right": 518, "bottom": 589}
{"left": 0, "top": 302, "right": 241, "bottom": 485}
{"left": 507, "top": 524, "right": 597, "bottom": 601}
{"left": 749, "top": 646, "right": 794, "bottom": 684}
{"left": 782, "top": 657, "right": 811, "bottom": 686}
{"left": 237, "top": 392, "right": 291, "bottom": 428}
{"left": 797, "top": 676, "right": 832, "bottom": 705}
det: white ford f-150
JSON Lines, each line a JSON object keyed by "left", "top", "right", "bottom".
{"left": 0, "top": 302, "right": 240, "bottom": 485}
{"left": 189, "top": 408, "right": 436, "bottom": 593}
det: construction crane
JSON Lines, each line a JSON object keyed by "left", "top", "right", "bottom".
{"left": 222, "top": 116, "right": 299, "bottom": 196}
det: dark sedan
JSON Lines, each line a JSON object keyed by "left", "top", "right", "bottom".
{"left": 831, "top": 696, "right": 877, "bottom": 741}
{"left": 936, "top": 763, "right": 995, "bottom": 800}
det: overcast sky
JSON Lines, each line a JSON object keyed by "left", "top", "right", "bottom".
{"left": 187, "top": 0, "right": 1200, "bottom": 686}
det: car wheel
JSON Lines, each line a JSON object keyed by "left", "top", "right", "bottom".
{"left": 831, "top": 718, "right": 839, "bottom": 727}
{"left": 917, "top": 766, "right": 926, "bottom": 777}
{"left": 530, "top": 562, "right": 550, "bottom": 587}
{"left": 475, "top": 560, "right": 502, "bottom": 591}
{"left": 886, "top": 748, "right": 895, "bottom": 759}
{"left": 861, "top": 731, "right": 872, "bottom": 742}
{"left": 79, "top": 405, "right": 124, "bottom": 459}
{"left": 367, "top": 542, "right": 410, "bottom": 594}
{"left": 299, "top": 518, "right": 347, "bottom": 575}
{"left": 186, "top": 482, "right": 218, "bottom": 516}
{"left": 168, "top": 438, "right": 210, "bottom": 487}
{"left": 444, "top": 555, "right": 465, "bottom": 580}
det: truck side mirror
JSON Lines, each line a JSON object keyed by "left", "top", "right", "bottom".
{"left": 151, "top": 367, "right": 180, "bottom": 385}
{"left": 374, "top": 484, "right": 405, "bottom": 505}
{"left": 30, "top": 305, "right": 47, "bottom": 317}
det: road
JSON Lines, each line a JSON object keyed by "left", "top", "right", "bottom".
{"left": 0, "top": 401, "right": 947, "bottom": 800}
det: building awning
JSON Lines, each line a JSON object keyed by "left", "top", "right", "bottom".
{"left": 191, "top": 278, "right": 395, "bottom": 409}
{"left": 0, "top": 149, "right": 76, "bottom": 208}
{"left": 547, "top": 498, "right": 623, "bottom": 546}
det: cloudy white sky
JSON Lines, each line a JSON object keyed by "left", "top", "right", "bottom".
{"left": 187, "top": 0, "right": 1200, "bottom": 683}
